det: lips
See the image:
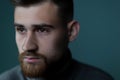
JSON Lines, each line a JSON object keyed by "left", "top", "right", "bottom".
{"left": 23, "top": 56, "right": 41, "bottom": 63}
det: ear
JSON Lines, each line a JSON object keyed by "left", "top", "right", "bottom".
{"left": 67, "top": 20, "right": 80, "bottom": 42}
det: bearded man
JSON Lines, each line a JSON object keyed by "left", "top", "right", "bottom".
{"left": 0, "top": 0, "right": 113, "bottom": 80}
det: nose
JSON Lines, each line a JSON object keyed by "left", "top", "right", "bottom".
{"left": 22, "top": 33, "right": 38, "bottom": 52}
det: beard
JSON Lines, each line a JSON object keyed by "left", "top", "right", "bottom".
{"left": 19, "top": 52, "right": 48, "bottom": 78}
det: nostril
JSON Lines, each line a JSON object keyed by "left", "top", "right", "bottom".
{"left": 27, "top": 49, "right": 37, "bottom": 53}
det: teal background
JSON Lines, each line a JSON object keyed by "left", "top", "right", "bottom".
{"left": 0, "top": 0, "right": 120, "bottom": 80}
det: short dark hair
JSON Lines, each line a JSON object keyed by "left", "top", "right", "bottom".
{"left": 11, "top": 0, "right": 73, "bottom": 24}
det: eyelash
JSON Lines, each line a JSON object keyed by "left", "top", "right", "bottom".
{"left": 15, "top": 27, "right": 50, "bottom": 34}
{"left": 16, "top": 27, "right": 26, "bottom": 33}
{"left": 35, "top": 27, "right": 49, "bottom": 33}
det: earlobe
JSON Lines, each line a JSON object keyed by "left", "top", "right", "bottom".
{"left": 67, "top": 20, "right": 80, "bottom": 42}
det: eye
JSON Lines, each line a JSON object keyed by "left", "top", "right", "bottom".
{"left": 36, "top": 27, "right": 49, "bottom": 33}
{"left": 15, "top": 27, "right": 26, "bottom": 34}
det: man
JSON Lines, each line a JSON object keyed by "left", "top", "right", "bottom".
{"left": 0, "top": 0, "right": 113, "bottom": 80}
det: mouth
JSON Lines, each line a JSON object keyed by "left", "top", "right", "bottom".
{"left": 23, "top": 56, "right": 42, "bottom": 63}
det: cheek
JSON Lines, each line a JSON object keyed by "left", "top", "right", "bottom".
{"left": 40, "top": 38, "right": 61, "bottom": 57}
{"left": 16, "top": 34, "right": 24, "bottom": 53}
{"left": 38, "top": 33, "right": 68, "bottom": 62}
{"left": 40, "top": 33, "right": 65, "bottom": 51}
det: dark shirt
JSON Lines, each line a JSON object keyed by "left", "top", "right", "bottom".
{"left": 0, "top": 59, "right": 113, "bottom": 80}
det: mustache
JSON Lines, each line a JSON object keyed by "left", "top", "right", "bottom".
{"left": 19, "top": 51, "right": 47, "bottom": 62}
{"left": 20, "top": 51, "right": 45, "bottom": 57}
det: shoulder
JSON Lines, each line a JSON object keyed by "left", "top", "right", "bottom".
{"left": 71, "top": 59, "right": 114, "bottom": 80}
{"left": 0, "top": 65, "right": 25, "bottom": 80}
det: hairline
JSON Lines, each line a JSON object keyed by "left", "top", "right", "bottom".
{"left": 13, "top": 0, "right": 73, "bottom": 26}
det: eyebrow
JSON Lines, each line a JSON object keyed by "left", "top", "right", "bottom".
{"left": 32, "top": 24, "right": 55, "bottom": 29}
{"left": 14, "top": 23, "right": 24, "bottom": 28}
{"left": 14, "top": 23, "right": 55, "bottom": 29}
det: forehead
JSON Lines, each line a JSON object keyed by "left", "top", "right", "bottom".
{"left": 14, "top": 2, "right": 60, "bottom": 26}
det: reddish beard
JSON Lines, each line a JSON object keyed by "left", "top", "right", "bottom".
{"left": 19, "top": 52, "right": 48, "bottom": 78}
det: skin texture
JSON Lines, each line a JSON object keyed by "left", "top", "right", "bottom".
{"left": 14, "top": 2, "right": 80, "bottom": 78}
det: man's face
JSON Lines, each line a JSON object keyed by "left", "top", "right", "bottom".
{"left": 15, "top": 2, "right": 69, "bottom": 78}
